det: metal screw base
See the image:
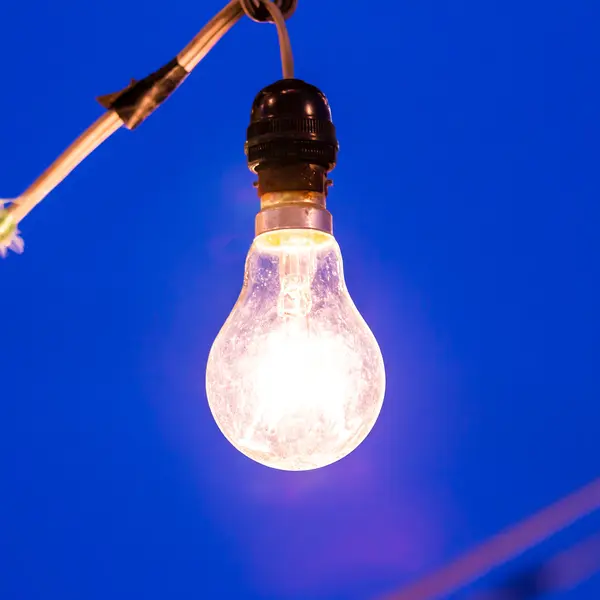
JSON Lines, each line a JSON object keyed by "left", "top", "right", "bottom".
{"left": 255, "top": 192, "right": 332, "bottom": 236}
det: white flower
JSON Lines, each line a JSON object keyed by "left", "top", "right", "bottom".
{"left": 0, "top": 200, "right": 24, "bottom": 258}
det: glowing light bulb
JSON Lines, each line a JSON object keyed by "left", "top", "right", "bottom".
{"left": 206, "top": 224, "right": 385, "bottom": 471}
{"left": 206, "top": 78, "right": 385, "bottom": 470}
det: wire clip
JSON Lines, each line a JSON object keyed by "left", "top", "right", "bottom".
{"left": 97, "top": 58, "right": 188, "bottom": 130}
{"left": 240, "top": 0, "right": 297, "bottom": 22}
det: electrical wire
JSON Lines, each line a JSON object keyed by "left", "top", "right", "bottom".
{"left": 0, "top": 0, "right": 294, "bottom": 255}
{"left": 177, "top": 0, "right": 244, "bottom": 72}
{"left": 8, "top": 112, "right": 123, "bottom": 224}
{"left": 467, "top": 532, "right": 600, "bottom": 599}
{"left": 256, "top": 1, "right": 295, "bottom": 79}
{"left": 379, "top": 478, "right": 600, "bottom": 600}
{"left": 177, "top": 0, "right": 294, "bottom": 77}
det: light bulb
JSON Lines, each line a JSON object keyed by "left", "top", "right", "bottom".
{"left": 205, "top": 77, "right": 386, "bottom": 470}
{"left": 206, "top": 224, "right": 385, "bottom": 471}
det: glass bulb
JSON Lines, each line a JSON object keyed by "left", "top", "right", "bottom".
{"left": 206, "top": 228, "right": 385, "bottom": 471}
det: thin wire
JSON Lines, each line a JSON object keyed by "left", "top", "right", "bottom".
{"left": 177, "top": 0, "right": 244, "bottom": 71}
{"left": 544, "top": 532, "right": 600, "bottom": 592}
{"left": 466, "top": 532, "right": 600, "bottom": 599}
{"left": 3, "top": 0, "right": 294, "bottom": 234}
{"left": 8, "top": 112, "right": 123, "bottom": 223}
{"left": 258, "top": 1, "right": 295, "bottom": 78}
{"left": 380, "top": 478, "right": 600, "bottom": 600}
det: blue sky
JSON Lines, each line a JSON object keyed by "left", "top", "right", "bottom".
{"left": 0, "top": 1, "right": 599, "bottom": 599}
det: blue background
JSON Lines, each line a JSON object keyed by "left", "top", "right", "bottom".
{"left": 0, "top": 1, "right": 599, "bottom": 598}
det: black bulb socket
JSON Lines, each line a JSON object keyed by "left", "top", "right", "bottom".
{"left": 245, "top": 78, "right": 339, "bottom": 196}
